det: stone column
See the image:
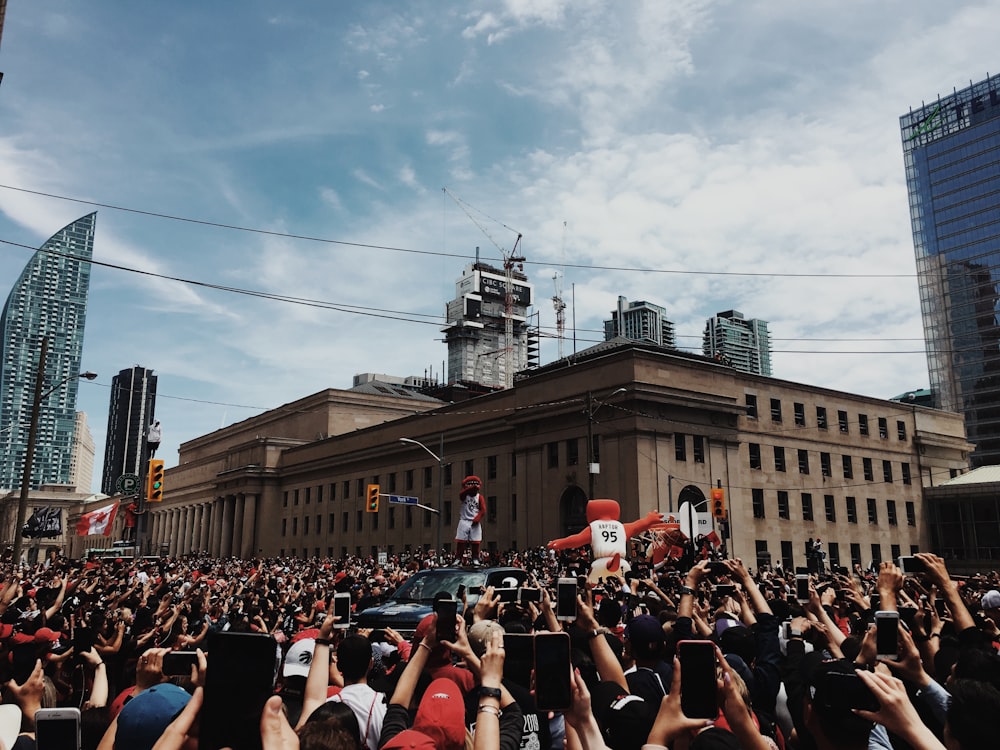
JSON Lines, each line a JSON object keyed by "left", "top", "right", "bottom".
{"left": 210, "top": 498, "right": 224, "bottom": 557}
{"left": 220, "top": 496, "right": 235, "bottom": 558}
{"left": 240, "top": 494, "right": 257, "bottom": 558}
{"left": 199, "top": 503, "right": 211, "bottom": 553}
{"left": 233, "top": 496, "right": 246, "bottom": 559}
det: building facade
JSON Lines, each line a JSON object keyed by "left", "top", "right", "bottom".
{"left": 0, "top": 213, "right": 96, "bottom": 490}
{"left": 148, "top": 344, "right": 970, "bottom": 570}
{"left": 101, "top": 366, "right": 157, "bottom": 496}
{"left": 442, "top": 263, "right": 538, "bottom": 389}
{"left": 901, "top": 73, "right": 1000, "bottom": 466}
{"left": 604, "top": 297, "right": 676, "bottom": 348}
{"left": 69, "top": 411, "right": 96, "bottom": 493}
{"left": 703, "top": 310, "right": 772, "bottom": 376}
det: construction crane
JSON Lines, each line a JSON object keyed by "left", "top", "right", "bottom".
{"left": 443, "top": 188, "right": 525, "bottom": 389}
{"left": 552, "top": 221, "right": 567, "bottom": 359}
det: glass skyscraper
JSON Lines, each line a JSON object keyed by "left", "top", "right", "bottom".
{"left": 702, "top": 310, "right": 772, "bottom": 376}
{"left": 101, "top": 366, "right": 157, "bottom": 495}
{"left": 902, "top": 74, "right": 1000, "bottom": 466}
{"left": 0, "top": 213, "right": 96, "bottom": 489}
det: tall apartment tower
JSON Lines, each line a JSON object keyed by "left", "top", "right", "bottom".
{"left": 703, "top": 310, "right": 772, "bottom": 376}
{"left": 69, "top": 411, "right": 96, "bottom": 493}
{"left": 442, "top": 262, "right": 538, "bottom": 388}
{"left": 901, "top": 74, "right": 1000, "bottom": 466}
{"left": 603, "top": 297, "right": 676, "bottom": 348}
{"left": 0, "top": 214, "right": 96, "bottom": 490}
{"left": 101, "top": 366, "right": 157, "bottom": 495}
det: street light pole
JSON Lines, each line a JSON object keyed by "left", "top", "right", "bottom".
{"left": 12, "top": 337, "right": 97, "bottom": 563}
{"left": 585, "top": 387, "right": 626, "bottom": 499}
{"left": 399, "top": 436, "right": 445, "bottom": 563}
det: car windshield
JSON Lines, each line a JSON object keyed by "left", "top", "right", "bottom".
{"left": 391, "top": 570, "right": 487, "bottom": 602}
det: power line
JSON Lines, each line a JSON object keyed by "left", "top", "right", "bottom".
{"left": 0, "top": 183, "right": 917, "bottom": 279}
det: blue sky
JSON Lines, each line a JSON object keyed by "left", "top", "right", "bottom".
{"left": 0, "top": 1, "right": 997, "bottom": 491}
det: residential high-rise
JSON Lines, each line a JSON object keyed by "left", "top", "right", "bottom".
{"left": 101, "top": 366, "right": 157, "bottom": 495}
{"left": 0, "top": 214, "right": 96, "bottom": 490}
{"left": 442, "top": 262, "right": 538, "bottom": 388}
{"left": 69, "top": 411, "right": 96, "bottom": 493}
{"left": 603, "top": 296, "right": 676, "bottom": 348}
{"left": 901, "top": 74, "right": 1000, "bottom": 466}
{"left": 703, "top": 310, "right": 772, "bottom": 376}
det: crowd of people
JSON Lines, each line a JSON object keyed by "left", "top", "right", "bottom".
{"left": 0, "top": 544, "right": 996, "bottom": 749}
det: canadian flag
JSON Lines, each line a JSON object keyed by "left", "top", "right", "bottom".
{"left": 76, "top": 502, "right": 120, "bottom": 536}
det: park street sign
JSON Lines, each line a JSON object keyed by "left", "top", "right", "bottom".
{"left": 116, "top": 474, "right": 141, "bottom": 496}
{"left": 387, "top": 495, "right": 439, "bottom": 513}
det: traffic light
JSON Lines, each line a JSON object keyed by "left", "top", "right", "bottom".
{"left": 366, "top": 484, "right": 380, "bottom": 513}
{"left": 711, "top": 487, "right": 726, "bottom": 519}
{"left": 148, "top": 459, "right": 165, "bottom": 502}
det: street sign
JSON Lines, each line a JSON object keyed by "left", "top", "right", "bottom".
{"left": 678, "top": 501, "right": 712, "bottom": 539}
{"left": 388, "top": 495, "right": 419, "bottom": 505}
{"left": 116, "top": 474, "right": 140, "bottom": 496}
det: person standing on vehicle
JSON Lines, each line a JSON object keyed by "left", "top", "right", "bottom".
{"left": 455, "top": 476, "right": 485, "bottom": 563}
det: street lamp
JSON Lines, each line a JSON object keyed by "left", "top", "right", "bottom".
{"left": 12, "top": 336, "right": 97, "bottom": 562}
{"left": 585, "top": 387, "right": 627, "bottom": 499}
{"left": 399, "top": 436, "right": 445, "bottom": 563}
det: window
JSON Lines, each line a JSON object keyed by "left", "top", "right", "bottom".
{"left": 303, "top": 516, "right": 309, "bottom": 534}
{"left": 746, "top": 394, "right": 758, "bottom": 419}
{"left": 774, "top": 447, "right": 786, "bottom": 472}
{"left": 356, "top": 479, "right": 364, "bottom": 497}
{"left": 794, "top": 402, "right": 806, "bottom": 426}
{"left": 675, "top": 433, "right": 687, "bottom": 461}
{"left": 846, "top": 497, "right": 857, "bottom": 524}
{"left": 749, "top": 443, "right": 762, "bottom": 470}
{"left": 330, "top": 483, "right": 336, "bottom": 501}
{"left": 863, "top": 458, "right": 874, "bottom": 481}
{"left": 356, "top": 511, "right": 363, "bottom": 531}
{"left": 424, "top": 505, "right": 432, "bottom": 526}
{"left": 510, "top": 454, "right": 516, "bottom": 478}
{"left": 828, "top": 542, "right": 840, "bottom": 568}
{"left": 405, "top": 507, "right": 413, "bottom": 528}
{"left": 906, "top": 501, "right": 916, "bottom": 527}
{"left": 781, "top": 540, "right": 794, "bottom": 571}
{"left": 292, "top": 517, "right": 298, "bottom": 535}
{"left": 770, "top": 398, "right": 782, "bottom": 422}
{"left": 328, "top": 513, "right": 334, "bottom": 531}
{"left": 820, "top": 452, "right": 832, "bottom": 477}
{"left": 465, "top": 460, "right": 475, "bottom": 477}
{"left": 871, "top": 544, "right": 882, "bottom": 565}
{"left": 281, "top": 519, "right": 287, "bottom": 537}
{"left": 850, "top": 543, "right": 862, "bottom": 568}
{"left": 511, "top": 494, "right": 517, "bottom": 522}
{"left": 824, "top": 494, "right": 836, "bottom": 522}
{"left": 445, "top": 464, "right": 453, "bottom": 485}
{"left": 878, "top": 417, "right": 889, "bottom": 439}
{"left": 777, "top": 491, "right": 790, "bottom": 520}
{"left": 891, "top": 544, "right": 901, "bottom": 561}
{"left": 342, "top": 512, "right": 348, "bottom": 532}
{"left": 305, "top": 487, "right": 311, "bottom": 505}
{"left": 883, "top": 460, "right": 894, "bottom": 483}
{"left": 887, "top": 500, "right": 898, "bottom": 526}
{"left": 283, "top": 492, "right": 288, "bottom": 508}
{"left": 752, "top": 488, "right": 765, "bottom": 518}
{"left": 488, "top": 455, "right": 498, "bottom": 478}
{"left": 405, "top": 471, "right": 413, "bottom": 491}
{"left": 897, "top": 420, "right": 907, "bottom": 440}
{"left": 294, "top": 489, "right": 300, "bottom": 506}
{"left": 547, "top": 442, "right": 559, "bottom": 468}
{"left": 487, "top": 496, "right": 498, "bottom": 523}
{"left": 444, "top": 501, "right": 452, "bottom": 526}
{"left": 859, "top": 414, "right": 869, "bottom": 436}
{"left": 801, "top": 493, "right": 814, "bottom": 521}
{"left": 755, "top": 540, "right": 770, "bottom": 570}
{"left": 902, "top": 463, "right": 912, "bottom": 485}
{"left": 388, "top": 473, "right": 396, "bottom": 493}
{"left": 838, "top": 410, "right": 849, "bottom": 433}
{"left": 424, "top": 467, "right": 433, "bottom": 488}
{"left": 843, "top": 455, "right": 854, "bottom": 479}
{"left": 798, "top": 449, "right": 810, "bottom": 474}
{"left": 816, "top": 406, "right": 828, "bottom": 429}
{"left": 566, "top": 440, "right": 578, "bottom": 466}
{"left": 317, "top": 485, "right": 323, "bottom": 503}
{"left": 693, "top": 436, "right": 705, "bottom": 463}
{"left": 867, "top": 498, "right": 878, "bottom": 524}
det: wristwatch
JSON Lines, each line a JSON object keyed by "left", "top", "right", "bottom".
{"left": 587, "top": 628, "right": 605, "bottom": 639}
{"left": 478, "top": 686, "right": 502, "bottom": 700}
{"left": 679, "top": 585, "right": 696, "bottom": 597}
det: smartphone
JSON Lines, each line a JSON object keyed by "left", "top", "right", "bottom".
{"left": 519, "top": 587, "right": 542, "bottom": 605}
{"left": 35, "top": 707, "right": 81, "bottom": 750}
{"left": 200, "top": 632, "right": 279, "bottom": 750}
{"left": 875, "top": 611, "right": 900, "bottom": 659}
{"left": 456, "top": 584, "right": 466, "bottom": 600}
{"left": 898, "top": 606, "right": 918, "bottom": 629}
{"left": 556, "top": 578, "right": 577, "bottom": 621}
{"left": 333, "top": 592, "right": 351, "bottom": 630}
{"left": 898, "top": 556, "right": 927, "bottom": 576}
{"left": 706, "top": 562, "right": 729, "bottom": 577}
{"left": 935, "top": 599, "right": 949, "bottom": 618}
{"left": 714, "top": 584, "right": 736, "bottom": 597}
{"left": 678, "top": 640, "right": 719, "bottom": 719}
{"left": 163, "top": 650, "right": 199, "bottom": 676}
{"left": 822, "top": 672, "right": 880, "bottom": 712}
{"left": 434, "top": 597, "right": 458, "bottom": 643}
{"left": 870, "top": 593, "right": 881, "bottom": 611}
{"left": 795, "top": 574, "right": 810, "bottom": 603}
{"left": 534, "top": 631, "right": 572, "bottom": 711}
{"left": 782, "top": 620, "right": 792, "bottom": 640}
{"left": 495, "top": 587, "right": 519, "bottom": 604}
{"left": 502, "top": 632, "right": 534, "bottom": 688}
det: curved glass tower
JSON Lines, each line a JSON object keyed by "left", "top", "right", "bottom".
{"left": 0, "top": 213, "right": 96, "bottom": 489}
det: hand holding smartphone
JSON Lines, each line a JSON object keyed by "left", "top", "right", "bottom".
{"left": 534, "top": 631, "right": 572, "bottom": 711}
{"left": 678, "top": 640, "right": 718, "bottom": 719}
{"left": 556, "top": 578, "right": 577, "bottom": 622}
{"left": 35, "top": 708, "right": 81, "bottom": 750}
{"left": 434, "top": 597, "right": 458, "bottom": 643}
{"left": 875, "top": 611, "right": 900, "bottom": 659}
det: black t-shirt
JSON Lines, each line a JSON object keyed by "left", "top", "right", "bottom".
{"left": 464, "top": 679, "right": 551, "bottom": 750}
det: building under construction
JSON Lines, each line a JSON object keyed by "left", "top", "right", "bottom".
{"left": 442, "top": 262, "right": 539, "bottom": 389}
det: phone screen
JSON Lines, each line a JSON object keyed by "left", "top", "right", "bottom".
{"left": 163, "top": 651, "right": 199, "bottom": 676}
{"left": 519, "top": 587, "right": 541, "bottom": 604}
{"left": 201, "top": 632, "right": 279, "bottom": 750}
{"left": 495, "top": 587, "right": 518, "bottom": 604}
{"left": 935, "top": 599, "right": 948, "bottom": 617}
{"left": 502, "top": 633, "right": 534, "bottom": 688}
{"left": 556, "top": 578, "right": 577, "bottom": 621}
{"left": 823, "top": 672, "right": 880, "bottom": 712}
{"left": 795, "top": 575, "right": 810, "bottom": 602}
{"left": 898, "top": 556, "right": 927, "bottom": 575}
{"left": 875, "top": 612, "right": 899, "bottom": 658}
{"left": 333, "top": 592, "right": 351, "bottom": 629}
{"left": 678, "top": 640, "right": 718, "bottom": 719}
{"left": 36, "top": 710, "right": 80, "bottom": 750}
{"left": 534, "top": 632, "right": 571, "bottom": 711}
{"left": 434, "top": 598, "right": 458, "bottom": 642}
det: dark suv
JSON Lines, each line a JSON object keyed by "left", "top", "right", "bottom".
{"left": 355, "top": 566, "right": 528, "bottom": 636}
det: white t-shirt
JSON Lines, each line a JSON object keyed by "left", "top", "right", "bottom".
{"left": 328, "top": 683, "right": 386, "bottom": 750}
